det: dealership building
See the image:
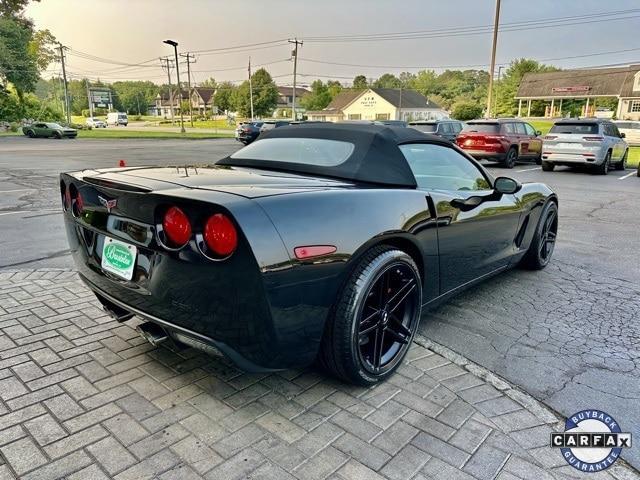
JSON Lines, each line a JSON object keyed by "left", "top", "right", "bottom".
{"left": 307, "top": 88, "right": 448, "bottom": 122}
{"left": 516, "top": 64, "right": 640, "bottom": 120}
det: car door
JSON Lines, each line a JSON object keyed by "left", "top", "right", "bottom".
{"left": 608, "top": 123, "right": 625, "bottom": 160}
{"left": 524, "top": 122, "right": 542, "bottom": 158}
{"left": 514, "top": 122, "right": 531, "bottom": 157}
{"left": 33, "top": 123, "right": 47, "bottom": 137}
{"left": 399, "top": 143, "right": 523, "bottom": 294}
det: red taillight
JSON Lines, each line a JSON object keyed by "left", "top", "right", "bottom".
{"left": 242, "top": 127, "right": 251, "bottom": 132}
{"left": 162, "top": 207, "right": 192, "bottom": 247}
{"left": 583, "top": 136, "right": 603, "bottom": 142}
{"left": 544, "top": 135, "right": 557, "bottom": 140}
{"left": 203, "top": 213, "right": 237, "bottom": 257}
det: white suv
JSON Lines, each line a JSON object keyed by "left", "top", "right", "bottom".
{"left": 541, "top": 119, "right": 628, "bottom": 175}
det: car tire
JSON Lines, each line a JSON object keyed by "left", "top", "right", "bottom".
{"left": 615, "top": 150, "right": 628, "bottom": 171}
{"left": 26, "top": 130, "right": 35, "bottom": 138}
{"left": 318, "top": 246, "right": 422, "bottom": 386}
{"left": 502, "top": 147, "right": 518, "bottom": 169}
{"left": 520, "top": 201, "right": 558, "bottom": 270}
{"left": 597, "top": 151, "right": 611, "bottom": 175}
{"left": 54, "top": 131, "right": 62, "bottom": 139}
{"left": 541, "top": 161, "right": 555, "bottom": 172}
{"left": 535, "top": 156, "right": 542, "bottom": 166}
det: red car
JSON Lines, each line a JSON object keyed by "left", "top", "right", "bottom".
{"left": 456, "top": 119, "right": 543, "bottom": 168}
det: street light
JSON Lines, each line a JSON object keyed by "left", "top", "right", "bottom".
{"left": 163, "top": 39, "right": 185, "bottom": 133}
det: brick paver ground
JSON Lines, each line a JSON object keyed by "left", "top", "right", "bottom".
{"left": 0, "top": 269, "right": 637, "bottom": 480}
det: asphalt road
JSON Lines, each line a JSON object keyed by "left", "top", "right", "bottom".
{"left": 1, "top": 136, "right": 639, "bottom": 467}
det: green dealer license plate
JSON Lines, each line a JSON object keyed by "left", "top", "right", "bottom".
{"left": 101, "top": 236, "right": 137, "bottom": 280}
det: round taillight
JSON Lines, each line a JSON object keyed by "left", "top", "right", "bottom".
{"left": 204, "top": 213, "right": 237, "bottom": 257}
{"left": 162, "top": 207, "right": 192, "bottom": 247}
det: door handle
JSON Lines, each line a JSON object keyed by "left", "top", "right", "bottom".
{"left": 450, "top": 196, "right": 484, "bottom": 211}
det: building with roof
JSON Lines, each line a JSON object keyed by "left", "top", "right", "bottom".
{"left": 150, "top": 87, "right": 216, "bottom": 117}
{"left": 274, "top": 86, "right": 310, "bottom": 118}
{"left": 306, "top": 88, "right": 447, "bottom": 122}
{"left": 515, "top": 65, "right": 640, "bottom": 120}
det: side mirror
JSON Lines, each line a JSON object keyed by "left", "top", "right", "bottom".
{"left": 536, "top": 130, "right": 542, "bottom": 136}
{"left": 620, "top": 132, "right": 626, "bottom": 138}
{"left": 494, "top": 176, "right": 521, "bottom": 195}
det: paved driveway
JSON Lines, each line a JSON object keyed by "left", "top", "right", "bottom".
{"left": 0, "top": 137, "right": 638, "bottom": 471}
{"left": 0, "top": 270, "right": 636, "bottom": 480}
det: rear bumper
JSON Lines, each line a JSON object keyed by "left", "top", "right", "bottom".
{"left": 541, "top": 151, "right": 605, "bottom": 165}
{"left": 460, "top": 149, "right": 506, "bottom": 161}
{"left": 81, "top": 274, "right": 276, "bottom": 372}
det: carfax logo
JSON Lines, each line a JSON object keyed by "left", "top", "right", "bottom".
{"left": 551, "top": 410, "right": 632, "bottom": 472}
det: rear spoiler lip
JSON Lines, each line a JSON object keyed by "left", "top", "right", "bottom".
{"left": 82, "top": 176, "right": 153, "bottom": 193}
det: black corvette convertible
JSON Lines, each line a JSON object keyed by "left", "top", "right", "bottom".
{"left": 60, "top": 124, "right": 558, "bottom": 385}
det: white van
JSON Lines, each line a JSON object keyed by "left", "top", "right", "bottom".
{"left": 107, "top": 112, "right": 128, "bottom": 126}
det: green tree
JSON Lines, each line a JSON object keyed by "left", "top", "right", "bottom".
{"left": 0, "top": 17, "right": 39, "bottom": 100}
{"left": 494, "top": 59, "right": 558, "bottom": 116}
{"left": 300, "top": 80, "right": 331, "bottom": 110}
{"left": 327, "top": 80, "right": 342, "bottom": 98}
{"left": 451, "top": 101, "right": 483, "bottom": 121}
{"left": 373, "top": 73, "right": 401, "bottom": 89}
{"left": 111, "top": 81, "right": 158, "bottom": 114}
{"left": 213, "top": 81, "right": 236, "bottom": 112}
{"left": 232, "top": 68, "right": 278, "bottom": 117}
{"left": 200, "top": 77, "right": 217, "bottom": 88}
{"left": 0, "top": 0, "right": 39, "bottom": 17}
{"left": 352, "top": 75, "right": 368, "bottom": 89}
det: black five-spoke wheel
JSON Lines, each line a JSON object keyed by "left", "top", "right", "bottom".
{"left": 520, "top": 201, "right": 558, "bottom": 270}
{"left": 319, "top": 246, "right": 422, "bottom": 385}
{"left": 358, "top": 263, "right": 420, "bottom": 375}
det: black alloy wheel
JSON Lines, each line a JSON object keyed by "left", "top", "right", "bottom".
{"left": 503, "top": 147, "right": 518, "bottom": 169}
{"left": 54, "top": 131, "right": 62, "bottom": 139}
{"left": 615, "top": 150, "right": 628, "bottom": 171}
{"left": 520, "top": 201, "right": 558, "bottom": 270}
{"left": 318, "top": 247, "right": 422, "bottom": 385}
{"left": 597, "top": 151, "right": 611, "bottom": 175}
{"left": 27, "top": 130, "right": 35, "bottom": 138}
{"left": 356, "top": 262, "right": 420, "bottom": 376}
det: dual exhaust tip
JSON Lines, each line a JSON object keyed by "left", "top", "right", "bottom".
{"left": 135, "top": 322, "right": 169, "bottom": 346}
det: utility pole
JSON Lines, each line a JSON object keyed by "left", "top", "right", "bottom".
{"left": 180, "top": 52, "right": 195, "bottom": 127}
{"left": 398, "top": 87, "right": 403, "bottom": 121}
{"left": 288, "top": 38, "right": 303, "bottom": 120}
{"left": 160, "top": 57, "right": 175, "bottom": 123}
{"left": 58, "top": 43, "right": 71, "bottom": 125}
{"left": 248, "top": 57, "right": 254, "bottom": 120}
{"left": 492, "top": 65, "right": 503, "bottom": 117}
{"left": 86, "top": 81, "right": 94, "bottom": 119}
{"left": 485, "top": 0, "right": 501, "bottom": 118}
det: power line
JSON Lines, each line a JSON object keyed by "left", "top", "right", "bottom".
{"left": 302, "top": 9, "right": 640, "bottom": 43}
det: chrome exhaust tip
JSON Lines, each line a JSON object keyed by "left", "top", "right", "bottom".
{"left": 136, "top": 322, "right": 168, "bottom": 346}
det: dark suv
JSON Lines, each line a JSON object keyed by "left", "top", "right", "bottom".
{"left": 456, "top": 119, "right": 542, "bottom": 168}
{"left": 409, "top": 120, "right": 465, "bottom": 142}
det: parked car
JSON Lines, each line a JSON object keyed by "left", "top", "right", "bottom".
{"left": 613, "top": 120, "right": 640, "bottom": 146}
{"left": 409, "top": 120, "right": 465, "bottom": 142}
{"left": 235, "top": 121, "right": 264, "bottom": 145}
{"left": 86, "top": 117, "right": 106, "bottom": 128}
{"left": 541, "top": 119, "right": 628, "bottom": 174}
{"left": 259, "top": 120, "right": 290, "bottom": 133}
{"left": 23, "top": 122, "right": 77, "bottom": 139}
{"left": 107, "top": 112, "right": 128, "bottom": 126}
{"left": 378, "top": 120, "right": 407, "bottom": 127}
{"left": 456, "top": 119, "right": 542, "bottom": 168}
{"left": 60, "top": 124, "right": 558, "bottom": 385}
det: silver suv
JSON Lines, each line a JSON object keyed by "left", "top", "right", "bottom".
{"left": 541, "top": 119, "right": 628, "bottom": 175}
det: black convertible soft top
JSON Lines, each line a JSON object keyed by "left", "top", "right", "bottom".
{"left": 217, "top": 123, "right": 444, "bottom": 187}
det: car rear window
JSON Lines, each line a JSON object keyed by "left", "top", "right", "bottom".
{"left": 410, "top": 124, "right": 437, "bottom": 133}
{"left": 230, "top": 137, "right": 355, "bottom": 166}
{"left": 550, "top": 123, "right": 598, "bottom": 134}
{"left": 463, "top": 123, "right": 499, "bottom": 133}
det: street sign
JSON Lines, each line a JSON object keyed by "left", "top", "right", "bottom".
{"left": 90, "top": 89, "right": 111, "bottom": 108}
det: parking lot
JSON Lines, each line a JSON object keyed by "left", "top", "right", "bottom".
{"left": 0, "top": 136, "right": 639, "bottom": 476}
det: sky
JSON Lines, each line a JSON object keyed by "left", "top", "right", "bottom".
{"left": 25, "top": 0, "right": 640, "bottom": 87}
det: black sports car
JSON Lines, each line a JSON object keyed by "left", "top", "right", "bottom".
{"left": 60, "top": 124, "right": 558, "bottom": 385}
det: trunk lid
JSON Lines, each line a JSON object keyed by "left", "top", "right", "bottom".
{"left": 79, "top": 165, "right": 354, "bottom": 198}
